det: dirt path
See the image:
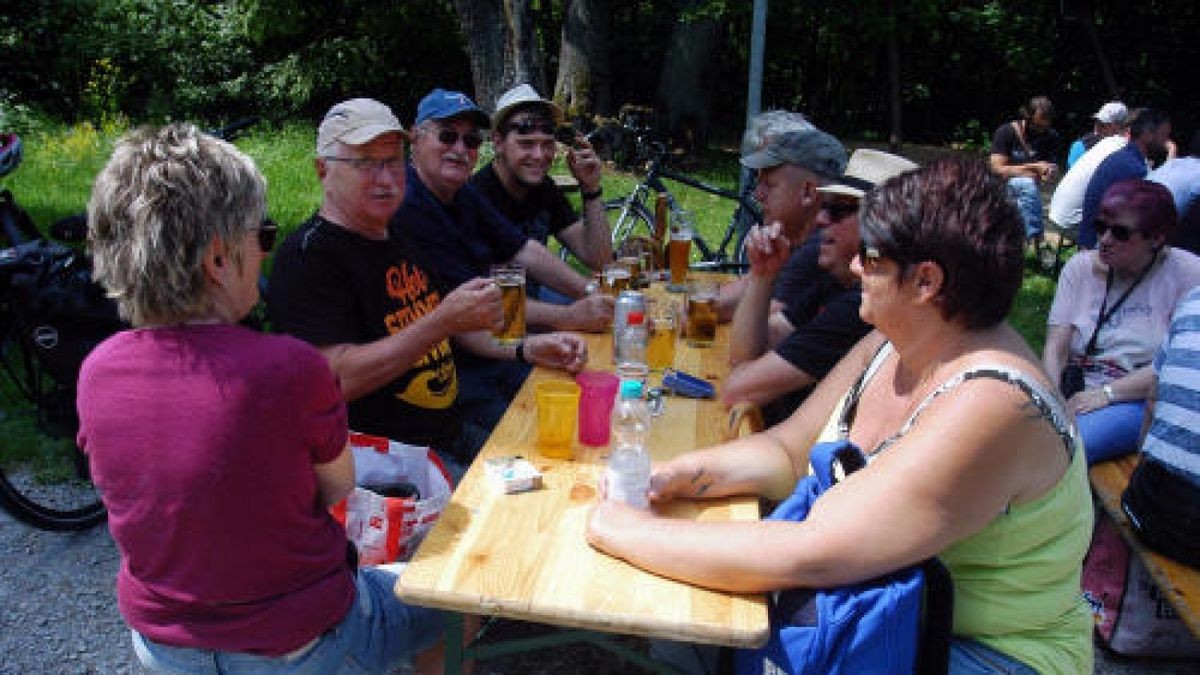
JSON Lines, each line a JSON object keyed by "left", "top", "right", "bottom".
{"left": 1, "top": 510, "right": 1196, "bottom": 674}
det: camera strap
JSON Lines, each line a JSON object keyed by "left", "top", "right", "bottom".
{"left": 1084, "top": 249, "right": 1159, "bottom": 356}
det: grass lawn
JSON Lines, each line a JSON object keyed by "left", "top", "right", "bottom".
{"left": 1, "top": 121, "right": 1058, "bottom": 343}
{"left": 0, "top": 122, "right": 1058, "bottom": 467}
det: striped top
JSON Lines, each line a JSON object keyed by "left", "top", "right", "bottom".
{"left": 1144, "top": 286, "right": 1200, "bottom": 485}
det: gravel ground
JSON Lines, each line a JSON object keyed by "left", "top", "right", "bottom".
{"left": 2, "top": 508, "right": 1198, "bottom": 674}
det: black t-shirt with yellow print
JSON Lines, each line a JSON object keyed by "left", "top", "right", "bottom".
{"left": 267, "top": 214, "right": 461, "bottom": 450}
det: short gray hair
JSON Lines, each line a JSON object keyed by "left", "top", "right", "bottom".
{"left": 741, "top": 110, "right": 814, "bottom": 157}
{"left": 87, "top": 123, "right": 266, "bottom": 326}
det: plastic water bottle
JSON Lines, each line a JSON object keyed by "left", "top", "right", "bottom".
{"left": 614, "top": 310, "right": 648, "bottom": 380}
{"left": 607, "top": 379, "right": 652, "bottom": 509}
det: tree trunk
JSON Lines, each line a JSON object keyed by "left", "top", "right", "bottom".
{"left": 655, "top": 1, "right": 720, "bottom": 152}
{"left": 1076, "top": 0, "right": 1120, "bottom": 98}
{"left": 553, "top": 0, "right": 613, "bottom": 120}
{"left": 886, "top": 0, "right": 903, "bottom": 151}
{"left": 451, "top": 0, "right": 546, "bottom": 112}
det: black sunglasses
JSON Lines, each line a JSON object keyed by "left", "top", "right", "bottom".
{"left": 505, "top": 118, "right": 557, "bottom": 136}
{"left": 257, "top": 218, "right": 278, "bottom": 253}
{"left": 436, "top": 128, "right": 483, "bottom": 150}
{"left": 821, "top": 199, "right": 859, "bottom": 222}
{"left": 1093, "top": 218, "right": 1138, "bottom": 242}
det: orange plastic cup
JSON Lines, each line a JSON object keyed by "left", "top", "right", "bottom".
{"left": 535, "top": 381, "right": 581, "bottom": 459}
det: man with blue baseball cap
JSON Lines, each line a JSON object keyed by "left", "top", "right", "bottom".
{"left": 393, "top": 88, "right": 608, "bottom": 455}
{"left": 396, "top": 88, "right": 611, "bottom": 331}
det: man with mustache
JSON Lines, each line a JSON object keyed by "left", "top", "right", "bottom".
{"left": 394, "top": 89, "right": 605, "bottom": 441}
{"left": 723, "top": 148, "right": 915, "bottom": 424}
{"left": 269, "top": 98, "right": 586, "bottom": 470}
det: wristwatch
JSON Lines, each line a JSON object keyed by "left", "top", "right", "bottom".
{"left": 1102, "top": 384, "right": 1115, "bottom": 403}
{"left": 581, "top": 186, "right": 603, "bottom": 202}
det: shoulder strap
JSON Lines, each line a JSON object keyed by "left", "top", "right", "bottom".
{"left": 1012, "top": 120, "right": 1033, "bottom": 157}
{"left": 890, "top": 366, "right": 1076, "bottom": 460}
{"left": 1084, "top": 249, "right": 1160, "bottom": 355}
{"left": 837, "top": 342, "right": 893, "bottom": 437}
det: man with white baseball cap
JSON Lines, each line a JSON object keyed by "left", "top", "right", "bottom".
{"left": 1066, "top": 101, "right": 1128, "bottom": 169}
{"left": 1050, "top": 103, "right": 1132, "bottom": 233}
{"left": 472, "top": 83, "right": 612, "bottom": 284}
{"left": 270, "top": 97, "right": 585, "bottom": 471}
{"left": 723, "top": 148, "right": 917, "bottom": 424}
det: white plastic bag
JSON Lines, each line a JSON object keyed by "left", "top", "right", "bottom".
{"left": 330, "top": 433, "right": 453, "bottom": 565}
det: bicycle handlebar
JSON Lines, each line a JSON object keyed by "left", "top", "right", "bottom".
{"left": 208, "top": 116, "right": 259, "bottom": 142}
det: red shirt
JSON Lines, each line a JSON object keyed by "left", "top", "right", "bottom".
{"left": 78, "top": 324, "right": 352, "bottom": 655}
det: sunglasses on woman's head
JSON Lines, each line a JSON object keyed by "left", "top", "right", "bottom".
{"left": 435, "top": 128, "right": 484, "bottom": 150}
{"left": 257, "top": 219, "right": 278, "bottom": 253}
{"left": 1093, "top": 219, "right": 1137, "bottom": 242}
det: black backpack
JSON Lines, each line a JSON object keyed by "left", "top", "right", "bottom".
{"left": 0, "top": 192, "right": 125, "bottom": 393}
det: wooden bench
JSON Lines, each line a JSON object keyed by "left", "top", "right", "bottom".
{"left": 1088, "top": 455, "right": 1200, "bottom": 638}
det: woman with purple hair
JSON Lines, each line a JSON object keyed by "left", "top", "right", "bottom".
{"left": 1045, "top": 178, "right": 1200, "bottom": 464}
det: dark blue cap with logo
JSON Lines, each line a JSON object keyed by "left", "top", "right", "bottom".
{"left": 414, "top": 89, "right": 491, "bottom": 128}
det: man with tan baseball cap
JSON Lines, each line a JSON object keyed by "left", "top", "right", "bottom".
{"left": 269, "top": 97, "right": 585, "bottom": 470}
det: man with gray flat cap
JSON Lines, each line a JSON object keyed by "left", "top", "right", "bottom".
{"left": 713, "top": 122, "right": 848, "bottom": 334}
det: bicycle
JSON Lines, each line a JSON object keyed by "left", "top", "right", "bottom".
{"left": 606, "top": 141, "right": 761, "bottom": 272}
{"left": 0, "top": 118, "right": 257, "bottom": 531}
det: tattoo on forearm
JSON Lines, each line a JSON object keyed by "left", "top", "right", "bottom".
{"left": 690, "top": 468, "right": 712, "bottom": 497}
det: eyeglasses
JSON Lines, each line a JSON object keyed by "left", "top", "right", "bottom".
{"left": 504, "top": 118, "right": 556, "bottom": 136}
{"left": 323, "top": 156, "right": 405, "bottom": 174}
{"left": 1093, "top": 218, "right": 1138, "bottom": 242}
{"left": 857, "top": 242, "right": 886, "bottom": 270}
{"left": 821, "top": 199, "right": 859, "bottom": 222}
{"left": 435, "top": 128, "right": 484, "bottom": 150}
{"left": 256, "top": 219, "right": 278, "bottom": 253}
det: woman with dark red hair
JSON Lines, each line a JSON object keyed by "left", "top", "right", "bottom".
{"left": 1045, "top": 178, "right": 1200, "bottom": 464}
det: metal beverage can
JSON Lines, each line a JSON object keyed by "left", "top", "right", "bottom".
{"left": 613, "top": 290, "right": 646, "bottom": 362}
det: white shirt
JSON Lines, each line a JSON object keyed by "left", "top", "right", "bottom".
{"left": 1049, "top": 135, "right": 1127, "bottom": 228}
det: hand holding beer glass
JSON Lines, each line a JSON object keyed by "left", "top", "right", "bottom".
{"left": 667, "top": 214, "right": 694, "bottom": 292}
{"left": 491, "top": 264, "right": 526, "bottom": 346}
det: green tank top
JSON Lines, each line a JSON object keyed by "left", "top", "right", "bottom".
{"left": 818, "top": 344, "right": 1094, "bottom": 674}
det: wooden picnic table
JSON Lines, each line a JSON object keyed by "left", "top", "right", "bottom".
{"left": 396, "top": 279, "right": 768, "bottom": 672}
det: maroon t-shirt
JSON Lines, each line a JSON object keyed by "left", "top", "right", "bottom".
{"left": 77, "top": 324, "right": 353, "bottom": 655}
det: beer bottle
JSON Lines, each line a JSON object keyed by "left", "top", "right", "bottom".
{"left": 652, "top": 191, "right": 669, "bottom": 270}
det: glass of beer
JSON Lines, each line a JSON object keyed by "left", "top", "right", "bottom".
{"left": 685, "top": 280, "right": 718, "bottom": 347}
{"left": 618, "top": 255, "right": 642, "bottom": 289}
{"left": 602, "top": 262, "right": 632, "bottom": 295}
{"left": 491, "top": 264, "right": 526, "bottom": 346}
{"left": 667, "top": 218, "right": 694, "bottom": 292}
{"left": 647, "top": 310, "right": 678, "bottom": 371}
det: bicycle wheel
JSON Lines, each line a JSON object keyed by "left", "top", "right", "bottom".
{"left": 0, "top": 347, "right": 105, "bottom": 531}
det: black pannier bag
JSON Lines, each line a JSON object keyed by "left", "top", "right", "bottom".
{"left": 0, "top": 238, "right": 125, "bottom": 390}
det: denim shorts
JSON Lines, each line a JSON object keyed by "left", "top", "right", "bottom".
{"left": 949, "top": 637, "right": 1038, "bottom": 675}
{"left": 132, "top": 567, "right": 444, "bottom": 674}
